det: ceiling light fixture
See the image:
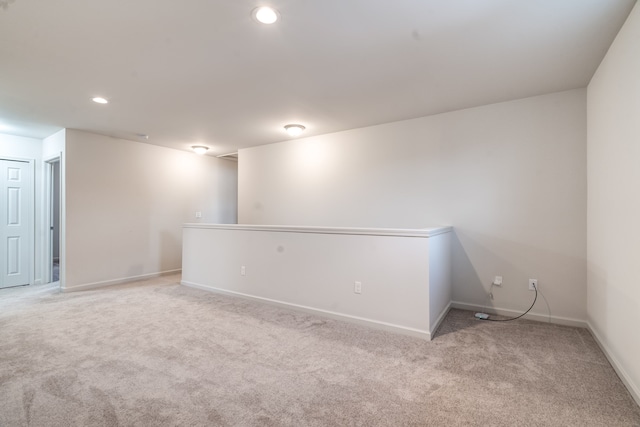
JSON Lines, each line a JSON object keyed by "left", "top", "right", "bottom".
{"left": 252, "top": 6, "right": 279, "bottom": 24}
{"left": 92, "top": 97, "right": 109, "bottom": 104}
{"left": 284, "top": 124, "right": 305, "bottom": 137}
{"left": 191, "top": 145, "right": 209, "bottom": 155}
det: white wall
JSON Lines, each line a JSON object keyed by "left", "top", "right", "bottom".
{"left": 239, "top": 89, "right": 587, "bottom": 323}
{"left": 42, "top": 129, "right": 65, "bottom": 160}
{"left": 64, "top": 130, "right": 237, "bottom": 290}
{"left": 587, "top": 2, "right": 640, "bottom": 404}
{"left": 0, "top": 133, "right": 42, "bottom": 160}
{"left": 0, "top": 133, "right": 44, "bottom": 284}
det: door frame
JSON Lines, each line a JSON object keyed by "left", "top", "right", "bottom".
{"left": 44, "top": 155, "right": 61, "bottom": 285}
{"left": 0, "top": 156, "right": 35, "bottom": 287}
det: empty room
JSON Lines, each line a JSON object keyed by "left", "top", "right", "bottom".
{"left": 1, "top": 1, "right": 639, "bottom": 426}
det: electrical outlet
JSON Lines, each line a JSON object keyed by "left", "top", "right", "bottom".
{"left": 241, "top": 266, "right": 246, "bottom": 276}
{"left": 529, "top": 279, "right": 538, "bottom": 291}
{"left": 354, "top": 281, "right": 362, "bottom": 294}
{"left": 195, "top": 211, "right": 202, "bottom": 218}
{"left": 493, "top": 276, "right": 503, "bottom": 286}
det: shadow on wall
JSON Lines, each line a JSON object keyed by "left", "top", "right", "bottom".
{"left": 451, "top": 230, "right": 487, "bottom": 306}
{"left": 216, "top": 163, "right": 239, "bottom": 224}
{"left": 451, "top": 229, "right": 587, "bottom": 319}
{"left": 586, "top": 262, "right": 608, "bottom": 331}
{"left": 122, "top": 231, "right": 179, "bottom": 280}
{"left": 160, "top": 230, "right": 179, "bottom": 273}
{"left": 126, "top": 263, "right": 145, "bottom": 281}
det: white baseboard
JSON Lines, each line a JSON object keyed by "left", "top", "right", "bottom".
{"left": 182, "top": 280, "right": 432, "bottom": 341}
{"left": 62, "top": 269, "right": 181, "bottom": 292}
{"left": 587, "top": 321, "right": 640, "bottom": 407}
{"left": 450, "top": 301, "right": 587, "bottom": 328}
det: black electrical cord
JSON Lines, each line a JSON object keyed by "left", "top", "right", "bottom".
{"left": 482, "top": 284, "right": 538, "bottom": 322}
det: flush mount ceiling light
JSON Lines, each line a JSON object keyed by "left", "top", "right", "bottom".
{"left": 92, "top": 97, "right": 109, "bottom": 104}
{"left": 252, "top": 6, "right": 279, "bottom": 24}
{"left": 191, "top": 145, "right": 209, "bottom": 155}
{"left": 284, "top": 124, "right": 306, "bottom": 137}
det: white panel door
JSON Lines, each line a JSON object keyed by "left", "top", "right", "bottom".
{"left": 0, "top": 159, "right": 32, "bottom": 288}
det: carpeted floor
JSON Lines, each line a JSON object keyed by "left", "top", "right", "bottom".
{"left": 1, "top": 274, "right": 639, "bottom": 426}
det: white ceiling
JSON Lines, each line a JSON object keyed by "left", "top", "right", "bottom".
{"left": 0, "top": 0, "right": 635, "bottom": 155}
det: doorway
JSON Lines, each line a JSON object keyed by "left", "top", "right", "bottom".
{"left": 45, "top": 158, "right": 61, "bottom": 285}
{"left": 0, "top": 158, "right": 34, "bottom": 289}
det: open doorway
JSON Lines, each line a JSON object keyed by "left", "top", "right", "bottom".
{"left": 45, "top": 158, "right": 60, "bottom": 285}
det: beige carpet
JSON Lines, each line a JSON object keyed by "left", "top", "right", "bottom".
{"left": 1, "top": 274, "right": 639, "bottom": 426}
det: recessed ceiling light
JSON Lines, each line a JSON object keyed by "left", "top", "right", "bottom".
{"left": 92, "top": 97, "right": 108, "bottom": 104}
{"left": 191, "top": 145, "right": 209, "bottom": 155}
{"left": 252, "top": 6, "right": 279, "bottom": 24}
{"left": 284, "top": 124, "right": 306, "bottom": 137}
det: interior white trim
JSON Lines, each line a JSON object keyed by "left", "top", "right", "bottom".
{"left": 450, "top": 301, "right": 587, "bottom": 328}
{"left": 42, "top": 149, "right": 65, "bottom": 289}
{"left": 62, "top": 269, "right": 181, "bottom": 292}
{"left": 587, "top": 321, "right": 640, "bottom": 407}
{"left": 182, "top": 280, "right": 432, "bottom": 340}
{"left": 183, "top": 223, "right": 452, "bottom": 238}
{"left": 43, "top": 155, "right": 60, "bottom": 286}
